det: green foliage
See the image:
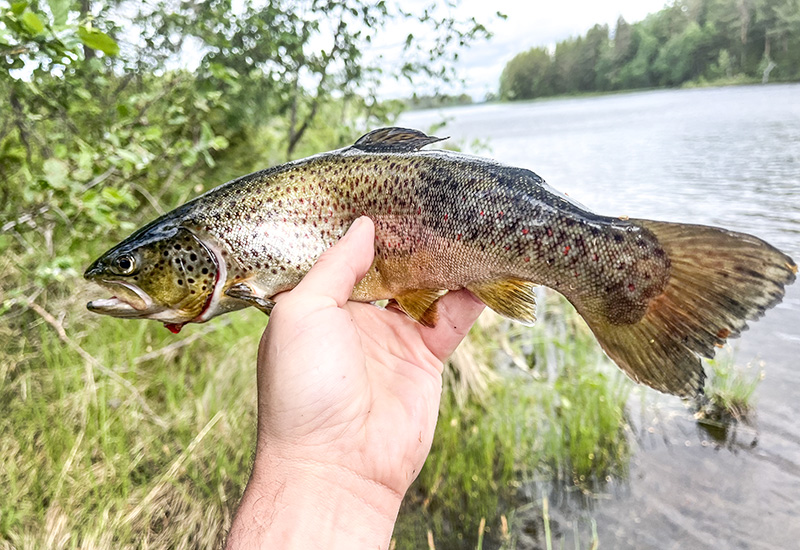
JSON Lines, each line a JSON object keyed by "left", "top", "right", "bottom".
{"left": 498, "top": 0, "right": 800, "bottom": 100}
{"left": 500, "top": 47, "right": 553, "bottom": 100}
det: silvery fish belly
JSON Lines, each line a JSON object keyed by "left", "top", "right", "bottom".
{"left": 85, "top": 127, "right": 797, "bottom": 397}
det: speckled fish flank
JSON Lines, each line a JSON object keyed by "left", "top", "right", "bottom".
{"left": 85, "top": 127, "right": 797, "bottom": 397}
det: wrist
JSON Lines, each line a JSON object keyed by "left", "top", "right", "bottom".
{"left": 227, "top": 444, "right": 404, "bottom": 549}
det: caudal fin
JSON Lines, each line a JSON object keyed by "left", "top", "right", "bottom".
{"left": 581, "top": 220, "right": 796, "bottom": 397}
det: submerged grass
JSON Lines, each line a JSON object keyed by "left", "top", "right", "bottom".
{"left": 694, "top": 353, "right": 762, "bottom": 433}
{"left": 2, "top": 279, "right": 631, "bottom": 548}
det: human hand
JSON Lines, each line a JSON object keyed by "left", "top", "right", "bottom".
{"left": 226, "top": 217, "right": 485, "bottom": 549}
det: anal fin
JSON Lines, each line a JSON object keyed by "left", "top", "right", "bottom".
{"left": 225, "top": 282, "right": 275, "bottom": 315}
{"left": 467, "top": 278, "right": 537, "bottom": 325}
{"left": 392, "top": 289, "right": 449, "bottom": 328}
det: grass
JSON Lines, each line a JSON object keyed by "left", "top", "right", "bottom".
{"left": 2, "top": 272, "right": 632, "bottom": 548}
{"left": 1, "top": 290, "right": 264, "bottom": 549}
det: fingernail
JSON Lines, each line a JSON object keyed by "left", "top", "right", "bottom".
{"left": 345, "top": 216, "right": 367, "bottom": 236}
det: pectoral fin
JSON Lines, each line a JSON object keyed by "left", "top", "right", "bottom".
{"left": 391, "top": 288, "right": 449, "bottom": 328}
{"left": 467, "top": 278, "right": 537, "bottom": 325}
{"left": 225, "top": 282, "right": 275, "bottom": 315}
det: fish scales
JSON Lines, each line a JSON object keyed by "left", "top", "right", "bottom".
{"left": 85, "top": 127, "right": 797, "bottom": 397}
{"left": 179, "top": 150, "right": 667, "bottom": 323}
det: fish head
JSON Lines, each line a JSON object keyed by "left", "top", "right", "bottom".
{"left": 85, "top": 224, "right": 219, "bottom": 328}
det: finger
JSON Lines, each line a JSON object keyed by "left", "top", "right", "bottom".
{"left": 418, "top": 289, "right": 485, "bottom": 361}
{"left": 286, "top": 216, "right": 375, "bottom": 308}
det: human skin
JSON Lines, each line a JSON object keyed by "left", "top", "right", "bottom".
{"left": 225, "top": 216, "right": 485, "bottom": 549}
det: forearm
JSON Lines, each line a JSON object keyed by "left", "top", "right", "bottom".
{"left": 226, "top": 449, "right": 404, "bottom": 549}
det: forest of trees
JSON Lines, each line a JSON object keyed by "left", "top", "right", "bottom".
{"left": 499, "top": 0, "right": 800, "bottom": 100}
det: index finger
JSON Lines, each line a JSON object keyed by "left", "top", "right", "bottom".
{"left": 417, "top": 289, "right": 485, "bottom": 361}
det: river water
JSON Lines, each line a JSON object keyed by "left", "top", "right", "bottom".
{"left": 400, "top": 84, "right": 800, "bottom": 550}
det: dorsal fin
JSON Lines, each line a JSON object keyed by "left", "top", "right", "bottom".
{"left": 352, "top": 127, "right": 447, "bottom": 153}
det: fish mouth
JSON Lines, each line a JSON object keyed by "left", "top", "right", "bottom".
{"left": 87, "top": 281, "right": 161, "bottom": 319}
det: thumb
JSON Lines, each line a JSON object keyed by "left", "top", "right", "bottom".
{"left": 285, "top": 216, "right": 376, "bottom": 308}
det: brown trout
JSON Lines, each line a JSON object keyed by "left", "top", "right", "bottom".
{"left": 85, "top": 127, "right": 797, "bottom": 396}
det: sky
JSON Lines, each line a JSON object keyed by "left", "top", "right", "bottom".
{"left": 373, "top": 0, "right": 669, "bottom": 100}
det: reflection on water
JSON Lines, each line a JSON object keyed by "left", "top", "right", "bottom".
{"left": 400, "top": 84, "right": 800, "bottom": 550}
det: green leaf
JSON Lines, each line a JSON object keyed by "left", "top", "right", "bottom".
{"left": 21, "top": 9, "right": 45, "bottom": 35}
{"left": 0, "top": 235, "right": 12, "bottom": 254}
{"left": 101, "top": 186, "right": 136, "bottom": 208}
{"left": 43, "top": 158, "right": 69, "bottom": 189}
{"left": 78, "top": 26, "right": 119, "bottom": 56}
{"left": 48, "top": 0, "right": 70, "bottom": 27}
{"left": 10, "top": 2, "right": 28, "bottom": 16}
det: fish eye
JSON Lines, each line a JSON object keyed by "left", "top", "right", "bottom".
{"left": 114, "top": 254, "right": 137, "bottom": 275}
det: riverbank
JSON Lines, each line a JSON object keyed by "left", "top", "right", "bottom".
{"left": 406, "top": 77, "right": 797, "bottom": 114}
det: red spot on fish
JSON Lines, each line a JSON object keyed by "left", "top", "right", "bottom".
{"left": 592, "top": 253, "right": 599, "bottom": 261}
{"left": 521, "top": 229, "right": 529, "bottom": 235}
{"left": 628, "top": 283, "right": 636, "bottom": 292}
{"left": 498, "top": 211, "right": 504, "bottom": 217}
{"left": 444, "top": 214, "right": 448, "bottom": 221}
{"left": 480, "top": 210, "right": 484, "bottom": 216}
{"left": 417, "top": 207, "right": 422, "bottom": 215}
{"left": 547, "top": 228, "right": 553, "bottom": 237}
{"left": 164, "top": 323, "right": 184, "bottom": 334}
{"left": 457, "top": 233, "right": 462, "bottom": 241}
{"left": 524, "top": 256, "right": 530, "bottom": 262}
{"left": 387, "top": 206, "right": 392, "bottom": 214}
{"left": 563, "top": 246, "right": 571, "bottom": 255}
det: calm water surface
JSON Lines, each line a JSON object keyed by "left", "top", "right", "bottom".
{"left": 401, "top": 84, "right": 800, "bottom": 550}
